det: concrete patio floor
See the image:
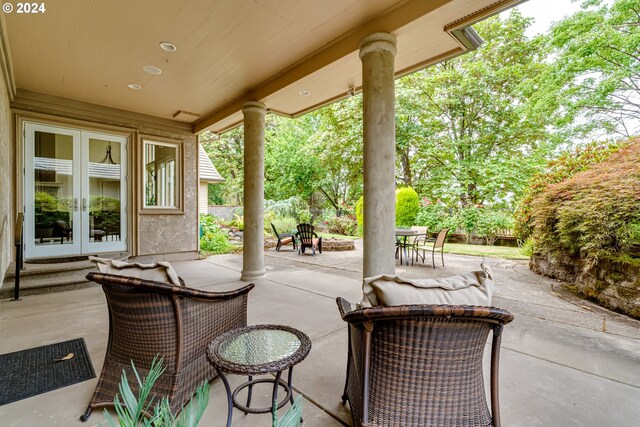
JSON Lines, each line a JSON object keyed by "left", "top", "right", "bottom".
{"left": 1, "top": 240, "right": 639, "bottom": 426}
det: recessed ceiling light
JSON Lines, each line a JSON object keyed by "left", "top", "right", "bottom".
{"left": 128, "top": 84, "right": 142, "bottom": 90}
{"left": 143, "top": 65, "right": 162, "bottom": 75}
{"left": 299, "top": 90, "right": 310, "bottom": 96}
{"left": 160, "top": 42, "right": 177, "bottom": 52}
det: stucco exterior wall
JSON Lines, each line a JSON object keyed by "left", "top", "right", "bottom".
{"left": 137, "top": 133, "right": 199, "bottom": 258}
{"left": 0, "top": 66, "right": 11, "bottom": 282}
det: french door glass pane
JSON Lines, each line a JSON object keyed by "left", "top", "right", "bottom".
{"left": 33, "top": 131, "right": 74, "bottom": 247}
{"left": 88, "top": 138, "right": 122, "bottom": 243}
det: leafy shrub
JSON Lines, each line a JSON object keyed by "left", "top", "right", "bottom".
{"left": 396, "top": 187, "right": 419, "bottom": 227}
{"left": 459, "top": 206, "right": 481, "bottom": 243}
{"left": 269, "top": 216, "right": 297, "bottom": 236}
{"left": 297, "top": 209, "right": 312, "bottom": 224}
{"left": 103, "top": 356, "right": 208, "bottom": 427}
{"left": 415, "top": 201, "right": 456, "bottom": 233}
{"left": 264, "top": 197, "right": 307, "bottom": 218}
{"left": 529, "top": 140, "right": 640, "bottom": 269}
{"left": 475, "top": 209, "right": 515, "bottom": 246}
{"left": 325, "top": 215, "right": 357, "bottom": 236}
{"left": 515, "top": 141, "right": 625, "bottom": 241}
{"left": 229, "top": 215, "right": 243, "bottom": 231}
{"left": 199, "top": 214, "right": 231, "bottom": 254}
{"left": 355, "top": 195, "right": 364, "bottom": 236}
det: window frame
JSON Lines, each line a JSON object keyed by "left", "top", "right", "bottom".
{"left": 139, "top": 137, "right": 184, "bottom": 214}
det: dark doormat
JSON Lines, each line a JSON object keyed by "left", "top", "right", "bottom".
{"left": 0, "top": 338, "right": 95, "bottom": 406}
{"left": 25, "top": 256, "right": 89, "bottom": 264}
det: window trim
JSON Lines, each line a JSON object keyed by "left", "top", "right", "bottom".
{"left": 139, "top": 137, "right": 184, "bottom": 214}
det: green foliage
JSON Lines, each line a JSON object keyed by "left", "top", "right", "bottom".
{"left": 397, "top": 11, "right": 569, "bottom": 209}
{"left": 102, "top": 356, "right": 209, "bottom": 427}
{"left": 268, "top": 216, "right": 297, "bottom": 236}
{"left": 264, "top": 115, "right": 324, "bottom": 203}
{"left": 415, "top": 202, "right": 456, "bottom": 233}
{"left": 529, "top": 141, "right": 640, "bottom": 269}
{"left": 515, "top": 140, "right": 625, "bottom": 241}
{"left": 355, "top": 196, "right": 364, "bottom": 237}
{"left": 474, "top": 210, "right": 515, "bottom": 246}
{"left": 199, "top": 214, "right": 231, "bottom": 254}
{"left": 323, "top": 215, "right": 357, "bottom": 236}
{"left": 297, "top": 209, "right": 312, "bottom": 225}
{"left": 264, "top": 197, "right": 308, "bottom": 219}
{"left": 201, "top": 128, "right": 244, "bottom": 206}
{"left": 395, "top": 187, "right": 420, "bottom": 227}
{"left": 520, "top": 238, "right": 536, "bottom": 257}
{"left": 207, "top": 184, "right": 225, "bottom": 206}
{"left": 550, "top": 0, "right": 640, "bottom": 137}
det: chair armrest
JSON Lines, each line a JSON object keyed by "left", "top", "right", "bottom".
{"left": 336, "top": 297, "right": 355, "bottom": 319}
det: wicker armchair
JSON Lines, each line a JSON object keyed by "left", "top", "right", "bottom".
{"left": 80, "top": 272, "right": 254, "bottom": 421}
{"left": 336, "top": 298, "right": 514, "bottom": 427}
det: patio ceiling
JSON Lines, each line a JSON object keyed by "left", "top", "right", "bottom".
{"left": 2, "top": 0, "right": 523, "bottom": 134}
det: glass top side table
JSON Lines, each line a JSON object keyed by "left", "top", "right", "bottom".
{"left": 207, "top": 324, "right": 312, "bottom": 427}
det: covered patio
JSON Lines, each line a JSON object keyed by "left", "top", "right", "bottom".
{"left": 1, "top": 245, "right": 639, "bottom": 426}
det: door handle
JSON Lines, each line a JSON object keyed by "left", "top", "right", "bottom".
{"left": 82, "top": 198, "right": 87, "bottom": 212}
{"left": 74, "top": 198, "right": 79, "bottom": 212}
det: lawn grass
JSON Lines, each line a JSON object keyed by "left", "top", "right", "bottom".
{"left": 443, "top": 243, "right": 529, "bottom": 260}
{"left": 315, "top": 233, "right": 527, "bottom": 260}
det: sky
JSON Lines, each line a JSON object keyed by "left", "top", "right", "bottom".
{"left": 508, "top": 0, "right": 584, "bottom": 36}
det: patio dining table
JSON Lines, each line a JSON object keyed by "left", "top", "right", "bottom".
{"left": 395, "top": 228, "right": 417, "bottom": 266}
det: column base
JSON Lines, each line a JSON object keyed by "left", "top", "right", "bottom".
{"left": 241, "top": 269, "right": 266, "bottom": 281}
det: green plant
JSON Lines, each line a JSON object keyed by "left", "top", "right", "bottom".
{"left": 529, "top": 141, "right": 640, "bottom": 269}
{"left": 324, "top": 215, "right": 357, "bottom": 236}
{"left": 355, "top": 195, "right": 364, "bottom": 237}
{"left": 297, "top": 209, "right": 312, "bottom": 224}
{"left": 268, "top": 216, "right": 297, "bottom": 236}
{"left": 102, "top": 356, "right": 209, "bottom": 427}
{"left": 395, "top": 187, "right": 419, "bottom": 227}
{"left": 199, "top": 214, "right": 231, "bottom": 254}
{"left": 520, "top": 237, "right": 536, "bottom": 257}
{"left": 474, "top": 209, "right": 515, "bottom": 246}
{"left": 460, "top": 206, "right": 480, "bottom": 243}
{"left": 515, "top": 141, "right": 625, "bottom": 241}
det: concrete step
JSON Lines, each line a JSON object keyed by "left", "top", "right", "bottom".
{"left": 1, "top": 261, "right": 98, "bottom": 298}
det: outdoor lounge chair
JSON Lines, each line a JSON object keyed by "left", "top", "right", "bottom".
{"left": 80, "top": 272, "right": 254, "bottom": 421}
{"left": 414, "top": 227, "right": 450, "bottom": 268}
{"left": 337, "top": 298, "right": 513, "bottom": 427}
{"left": 296, "top": 223, "right": 322, "bottom": 255}
{"left": 271, "top": 222, "right": 297, "bottom": 251}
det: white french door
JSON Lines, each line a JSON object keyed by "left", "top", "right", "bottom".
{"left": 24, "top": 122, "right": 128, "bottom": 259}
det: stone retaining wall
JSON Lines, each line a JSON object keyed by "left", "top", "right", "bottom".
{"left": 531, "top": 253, "right": 640, "bottom": 319}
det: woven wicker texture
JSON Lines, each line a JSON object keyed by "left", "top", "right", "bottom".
{"left": 80, "top": 272, "right": 254, "bottom": 421}
{"left": 337, "top": 299, "right": 513, "bottom": 427}
{"left": 207, "top": 324, "right": 311, "bottom": 375}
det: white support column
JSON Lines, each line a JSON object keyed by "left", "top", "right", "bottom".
{"left": 241, "top": 101, "right": 267, "bottom": 281}
{"left": 360, "top": 32, "right": 397, "bottom": 279}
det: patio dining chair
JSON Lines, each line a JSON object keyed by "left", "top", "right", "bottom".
{"left": 414, "top": 227, "right": 450, "bottom": 268}
{"left": 296, "top": 223, "right": 322, "bottom": 255}
{"left": 337, "top": 298, "right": 513, "bottom": 427}
{"left": 271, "top": 222, "right": 297, "bottom": 252}
{"left": 80, "top": 272, "right": 254, "bottom": 421}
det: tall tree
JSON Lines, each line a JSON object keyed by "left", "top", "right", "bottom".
{"left": 551, "top": 0, "right": 640, "bottom": 137}
{"left": 309, "top": 95, "right": 364, "bottom": 214}
{"left": 201, "top": 128, "right": 244, "bottom": 206}
{"left": 264, "top": 114, "right": 323, "bottom": 204}
{"left": 396, "top": 11, "right": 569, "bottom": 208}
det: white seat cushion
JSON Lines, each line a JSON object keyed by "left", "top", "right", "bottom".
{"left": 89, "top": 256, "right": 182, "bottom": 286}
{"left": 361, "top": 263, "right": 494, "bottom": 307}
